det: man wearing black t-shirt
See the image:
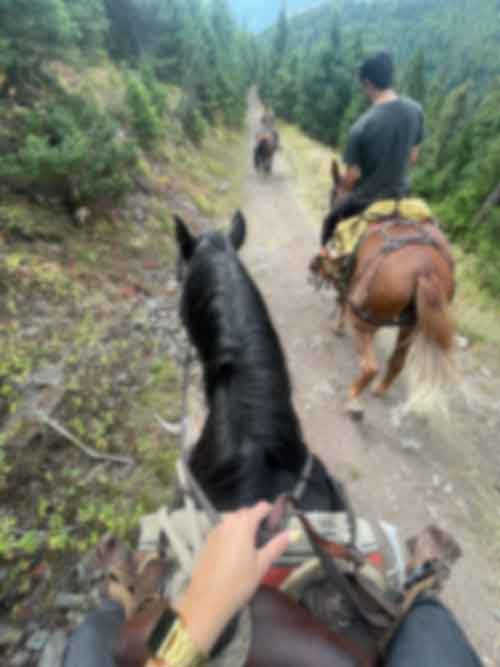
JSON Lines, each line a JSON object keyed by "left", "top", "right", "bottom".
{"left": 321, "top": 51, "right": 424, "bottom": 247}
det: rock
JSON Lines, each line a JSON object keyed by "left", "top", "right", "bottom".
{"left": 432, "top": 474, "right": 441, "bottom": 488}
{"left": 455, "top": 335, "right": 470, "bottom": 350}
{"left": 135, "top": 207, "right": 146, "bottom": 224}
{"left": 493, "top": 609, "right": 500, "bottom": 623}
{"left": 481, "top": 366, "right": 492, "bottom": 379}
{"left": 26, "top": 629, "right": 50, "bottom": 652}
{"left": 54, "top": 592, "right": 86, "bottom": 610}
{"left": 38, "top": 630, "right": 67, "bottom": 667}
{"left": 0, "top": 624, "right": 23, "bottom": 647}
{"left": 390, "top": 408, "right": 404, "bottom": 429}
{"left": 443, "top": 482, "right": 454, "bottom": 494}
{"left": 401, "top": 437, "right": 422, "bottom": 451}
{"left": 11, "top": 651, "right": 30, "bottom": 666}
{"left": 74, "top": 207, "right": 91, "bottom": 225}
{"left": 166, "top": 279, "right": 177, "bottom": 294}
{"left": 217, "top": 181, "right": 231, "bottom": 193}
{"left": 28, "top": 364, "right": 64, "bottom": 388}
{"left": 426, "top": 504, "right": 439, "bottom": 521}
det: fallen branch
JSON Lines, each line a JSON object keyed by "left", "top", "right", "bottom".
{"left": 36, "top": 411, "right": 135, "bottom": 466}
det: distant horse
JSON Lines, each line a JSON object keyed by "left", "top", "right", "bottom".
{"left": 314, "top": 160, "right": 455, "bottom": 419}
{"left": 254, "top": 131, "right": 279, "bottom": 174}
{"left": 175, "top": 210, "right": 344, "bottom": 513}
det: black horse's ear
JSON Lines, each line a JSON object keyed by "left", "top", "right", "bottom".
{"left": 175, "top": 216, "right": 196, "bottom": 261}
{"left": 331, "top": 159, "right": 341, "bottom": 186}
{"left": 229, "top": 210, "right": 246, "bottom": 251}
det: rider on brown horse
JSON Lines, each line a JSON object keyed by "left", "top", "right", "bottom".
{"left": 320, "top": 51, "right": 424, "bottom": 265}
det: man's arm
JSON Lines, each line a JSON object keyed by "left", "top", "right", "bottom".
{"left": 342, "top": 126, "right": 362, "bottom": 194}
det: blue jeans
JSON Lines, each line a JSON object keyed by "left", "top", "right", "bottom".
{"left": 63, "top": 596, "right": 481, "bottom": 667}
{"left": 385, "top": 596, "right": 482, "bottom": 667}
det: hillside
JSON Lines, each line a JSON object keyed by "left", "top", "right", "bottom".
{"left": 0, "top": 0, "right": 252, "bottom": 661}
{"left": 287, "top": 0, "right": 500, "bottom": 89}
{"left": 0, "top": 58, "right": 248, "bottom": 663}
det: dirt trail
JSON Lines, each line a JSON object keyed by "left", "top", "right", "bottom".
{"left": 241, "top": 94, "right": 499, "bottom": 663}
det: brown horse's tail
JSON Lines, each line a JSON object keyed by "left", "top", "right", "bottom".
{"left": 405, "top": 272, "right": 456, "bottom": 416}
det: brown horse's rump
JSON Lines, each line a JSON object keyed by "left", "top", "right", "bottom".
{"left": 350, "top": 219, "right": 454, "bottom": 328}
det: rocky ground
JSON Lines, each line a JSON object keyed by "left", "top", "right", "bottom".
{"left": 0, "top": 121, "right": 246, "bottom": 665}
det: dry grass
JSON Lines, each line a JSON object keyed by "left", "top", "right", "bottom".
{"left": 279, "top": 122, "right": 339, "bottom": 221}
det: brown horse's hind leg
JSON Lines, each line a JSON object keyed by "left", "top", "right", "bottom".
{"left": 333, "top": 297, "right": 347, "bottom": 337}
{"left": 373, "top": 325, "right": 414, "bottom": 397}
{"left": 346, "top": 326, "right": 378, "bottom": 419}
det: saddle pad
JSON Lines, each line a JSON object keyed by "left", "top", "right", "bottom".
{"left": 275, "top": 512, "right": 378, "bottom": 566}
{"left": 332, "top": 198, "right": 433, "bottom": 254}
{"left": 139, "top": 509, "right": 379, "bottom": 567}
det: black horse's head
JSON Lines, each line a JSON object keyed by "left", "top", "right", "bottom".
{"left": 175, "top": 210, "right": 246, "bottom": 274}
{"left": 174, "top": 211, "right": 249, "bottom": 375}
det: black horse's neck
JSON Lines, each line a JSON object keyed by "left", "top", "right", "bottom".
{"left": 182, "top": 239, "right": 309, "bottom": 509}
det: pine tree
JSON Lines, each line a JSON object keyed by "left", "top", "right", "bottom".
{"left": 64, "top": 0, "right": 108, "bottom": 52}
{"left": 0, "top": 0, "right": 76, "bottom": 96}
{"left": 404, "top": 50, "right": 426, "bottom": 103}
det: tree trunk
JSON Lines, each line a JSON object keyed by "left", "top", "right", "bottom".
{"left": 474, "top": 181, "right": 500, "bottom": 225}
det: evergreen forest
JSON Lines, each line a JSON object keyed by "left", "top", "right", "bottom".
{"left": 259, "top": 0, "right": 500, "bottom": 292}
{"left": 0, "top": 0, "right": 255, "bottom": 215}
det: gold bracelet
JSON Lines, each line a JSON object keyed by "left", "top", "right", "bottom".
{"left": 149, "top": 618, "right": 206, "bottom": 667}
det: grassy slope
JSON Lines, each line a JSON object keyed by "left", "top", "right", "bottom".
{"left": 0, "top": 62, "right": 247, "bottom": 623}
{"left": 280, "top": 121, "right": 500, "bottom": 352}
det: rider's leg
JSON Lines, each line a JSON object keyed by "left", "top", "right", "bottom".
{"left": 385, "top": 595, "right": 482, "bottom": 667}
{"left": 63, "top": 600, "right": 124, "bottom": 667}
{"left": 320, "top": 194, "right": 366, "bottom": 247}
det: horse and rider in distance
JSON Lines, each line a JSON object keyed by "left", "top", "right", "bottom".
{"left": 254, "top": 107, "right": 280, "bottom": 174}
{"left": 310, "top": 51, "right": 455, "bottom": 419}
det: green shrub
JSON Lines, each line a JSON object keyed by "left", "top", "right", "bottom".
{"left": 126, "top": 75, "right": 162, "bottom": 149}
{"left": 179, "top": 98, "right": 207, "bottom": 146}
{"left": 0, "top": 91, "right": 138, "bottom": 209}
{"left": 140, "top": 64, "right": 168, "bottom": 115}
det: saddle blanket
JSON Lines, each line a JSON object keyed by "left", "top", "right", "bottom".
{"left": 332, "top": 198, "right": 434, "bottom": 255}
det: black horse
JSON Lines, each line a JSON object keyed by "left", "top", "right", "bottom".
{"left": 175, "top": 211, "right": 344, "bottom": 512}
{"left": 254, "top": 131, "right": 278, "bottom": 174}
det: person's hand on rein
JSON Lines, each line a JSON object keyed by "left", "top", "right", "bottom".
{"left": 175, "top": 502, "right": 290, "bottom": 655}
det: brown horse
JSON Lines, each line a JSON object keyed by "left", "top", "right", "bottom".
{"left": 314, "top": 160, "right": 455, "bottom": 419}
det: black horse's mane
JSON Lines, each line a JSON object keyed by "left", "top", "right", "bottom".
{"left": 181, "top": 232, "right": 308, "bottom": 509}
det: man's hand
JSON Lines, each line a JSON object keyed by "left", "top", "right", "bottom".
{"left": 340, "top": 165, "right": 361, "bottom": 193}
{"left": 410, "top": 145, "right": 420, "bottom": 166}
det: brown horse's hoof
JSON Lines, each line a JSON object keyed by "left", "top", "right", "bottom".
{"left": 345, "top": 397, "right": 364, "bottom": 421}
